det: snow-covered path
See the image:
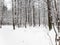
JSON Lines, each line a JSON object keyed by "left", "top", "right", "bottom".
{"left": 0, "top": 25, "right": 57, "bottom": 45}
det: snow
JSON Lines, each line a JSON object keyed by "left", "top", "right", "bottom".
{"left": 0, "top": 25, "right": 58, "bottom": 45}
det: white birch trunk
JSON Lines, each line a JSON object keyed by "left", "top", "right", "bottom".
{"left": 57, "top": 0, "right": 60, "bottom": 32}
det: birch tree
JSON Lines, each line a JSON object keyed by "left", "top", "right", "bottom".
{"left": 33, "top": 1, "right": 36, "bottom": 26}
{"left": 19, "top": 0, "right": 22, "bottom": 27}
{"left": 38, "top": 0, "right": 40, "bottom": 26}
{"left": 34, "top": 0, "right": 39, "bottom": 26}
{"left": 47, "top": 0, "right": 52, "bottom": 30}
{"left": 12, "top": 0, "right": 16, "bottom": 29}
{"left": 22, "top": 0, "right": 26, "bottom": 27}
{"left": 28, "top": 0, "right": 33, "bottom": 26}
{"left": 25, "top": 0, "right": 28, "bottom": 27}
{"left": 17, "top": 0, "right": 20, "bottom": 27}
{"left": 57, "top": 0, "right": 60, "bottom": 32}
{"left": 0, "top": 0, "right": 3, "bottom": 28}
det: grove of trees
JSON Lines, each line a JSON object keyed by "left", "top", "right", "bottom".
{"left": 0, "top": 0, "right": 60, "bottom": 31}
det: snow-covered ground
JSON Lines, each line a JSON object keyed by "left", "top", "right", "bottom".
{"left": 0, "top": 25, "right": 59, "bottom": 45}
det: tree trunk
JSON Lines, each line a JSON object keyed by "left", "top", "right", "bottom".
{"left": 33, "top": 4, "right": 35, "bottom": 26}
{"left": 47, "top": 0, "right": 52, "bottom": 30}
{"left": 12, "top": 0, "right": 15, "bottom": 30}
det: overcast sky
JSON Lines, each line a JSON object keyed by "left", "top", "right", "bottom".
{"left": 4, "top": 0, "right": 12, "bottom": 10}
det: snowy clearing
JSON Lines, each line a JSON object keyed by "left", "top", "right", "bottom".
{"left": 0, "top": 25, "right": 58, "bottom": 45}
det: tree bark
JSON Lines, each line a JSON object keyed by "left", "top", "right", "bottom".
{"left": 47, "top": 0, "right": 52, "bottom": 30}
